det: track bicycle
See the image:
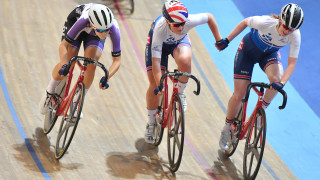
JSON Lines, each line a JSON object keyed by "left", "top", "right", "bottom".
{"left": 224, "top": 82, "right": 287, "bottom": 179}
{"left": 43, "top": 56, "right": 109, "bottom": 159}
{"left": 153, "top": 69, "right": 201, "bottom": 172}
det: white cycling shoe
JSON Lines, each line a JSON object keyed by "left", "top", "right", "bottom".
{"left": 144, "top": 123, "right": 155, "bottom": 144}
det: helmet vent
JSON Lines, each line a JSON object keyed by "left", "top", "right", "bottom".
{"left": 106, "top": 8, "right": 112, "bottom": 25}
{"left": 101, "top": 10, "right": 108, "bottom": 28}
{"left": 93, "top": 11, "right": 102, "bottom": 26}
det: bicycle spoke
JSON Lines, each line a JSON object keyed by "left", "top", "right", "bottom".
{"left": 249, "top": 152, "right": 254, "bottom": 175}
{"left": 253, "top": 125, "right": 262, "bottom": 146}
{"left": 62, "top": 128, "right": 69, "bottom": 149}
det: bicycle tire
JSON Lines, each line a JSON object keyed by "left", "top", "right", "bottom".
{"left": 225, "top": 104, "right": 243, "bottom": 157}
{"left": 153, "top": 94, "right": 165, "bottom": 146}
{"left": 43, "top": 78, "right": 67, "bottom": 134}
{"left": 167, "top": 93, "right": 185, "bottom": 172}
{"left": 243, "top": 107, "right": 266, "bottom": 179}
{"left": 55, "top": 82, "right": 85, "bottom": 159}
{"left": 130, "top": 0, "right": 134, "bottom": 14}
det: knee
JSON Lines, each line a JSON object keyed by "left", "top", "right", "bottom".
{"left": 232, "top": 92, "right": 245, "bottom": 103}
{"left": 269, "top": 74, "right": 282, "bottom": 83}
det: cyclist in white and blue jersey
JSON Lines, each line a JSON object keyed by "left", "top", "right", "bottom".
{"left": 144, "top": 0, "right": 224, "bottom": 144}
{"left": 215, "top": 4, "right": 304, "bottom": 150}
{"left": 39, "top": 4, "right": 121, "bottom": 115}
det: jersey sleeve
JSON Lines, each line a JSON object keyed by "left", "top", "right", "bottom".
{"left": 288, "top": 30, "right": 301, "bottom": 58}
{"left": 109, "top": 20, "right": 121, "bottom": 57}
{"left": 151, "top": 25, "right": 166, "bottom": 59}
{"left": 187, "top": 13, "right": 208, "bottom": 29}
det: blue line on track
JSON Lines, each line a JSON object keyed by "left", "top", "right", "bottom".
{"left": 0, "top": 66, "right": 51, "bottom": 179}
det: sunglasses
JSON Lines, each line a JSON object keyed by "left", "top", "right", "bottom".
{"left": 95, "top": 28, "right": 109, "bottom": 33}
{"left": 169, "top": 22, "right": 186, "bottom": 27}
{"left": 281, "top": 24, "right": 294, "bottom": 32}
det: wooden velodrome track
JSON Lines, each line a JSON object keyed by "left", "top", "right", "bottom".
{"left": 0, "top": 0, "right": 297, "bottom": 179}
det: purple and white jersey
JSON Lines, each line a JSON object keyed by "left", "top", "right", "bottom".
{"left": 151, "top": 13, "right": 208, "bottom": 58}
{"left": 248, "top": 15, "right": 301, "bottom": 58}
{"left": 65, "top": 3, "right": 121, "bottom": 53}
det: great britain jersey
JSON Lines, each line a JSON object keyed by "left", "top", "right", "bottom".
{"left": 151, "top": 13, "right": 209, "bottom": 58}
{"left": 248, "top": 15, "right": 301, "bottom": 58}
{"left": 64, "top": 3, "right": 121, "bottom": 54}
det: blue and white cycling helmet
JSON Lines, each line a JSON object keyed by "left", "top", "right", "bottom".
{"left": 88, "top": 4, "right": 114, "bottom": 30}
{"left": 162, "top": 0, "right": 188, "bottom": 23}
{"left": 281, "top": 3, "right": 304, "bottom": 30}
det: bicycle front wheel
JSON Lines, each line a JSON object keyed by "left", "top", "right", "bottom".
{"left": 167, "top": 93, "right": 185, "bottom": 172}
{"left": 225, "top": 103, "right": 243, "bottom": 157}
{"left": 243, "top": 107, "right": 266, "bottom": 179}
{"left": 43, "top": 78, "right": 67, "bottom": 134}
{"left": 55, "top": 82, "right": 85, "bottom": 159}
{"left": 153, "top": 94, "right": 165, "bottom": 146}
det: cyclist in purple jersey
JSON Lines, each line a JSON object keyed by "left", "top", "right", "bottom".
{"left": 215, "top": 4, "right": 304, "bottom": 150}
{"left": 39, "top": 3, "right": 121, "bottom": 115}
{"left": 144, "top": 0, "right": 224, "bottom": 144}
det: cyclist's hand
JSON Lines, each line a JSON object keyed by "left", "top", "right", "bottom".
{"left": 99, "top": 76, "right": 109, "bottom": 90}
{"left": 215, "top": 38, "right": 229, "bottom": 51}
{"left": 271, "top": 82, "right": 285, "bottom": 90}
{"left": 58, "top": 64, "right": 69, "bottom": 76}
{"left": 154, "top": 86, "right": 165, "bottom": 95}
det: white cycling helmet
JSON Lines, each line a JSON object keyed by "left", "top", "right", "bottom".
{"left": 281, "top": 3, "right": 304, "bottom": 30}
{"left": 88, "top": 4, "right": 114, "bottom": 30}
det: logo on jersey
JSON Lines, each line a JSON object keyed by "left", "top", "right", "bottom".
{"left": 76, "top": 8, "right": 82, "bottom": 15}
{"left": 166, "top": 35, "right": 176, "bottom": 43}
{"left": 238, "top": 39, "right": 244, "bottom": 50}
{"left": 278, "top": 52, "right": 281, "bottom": 59}
{"left": 146, "top": 35, "right": 150, "bottom": 45}
{"left": 261, "top": 33, "right": 272, "bottom": 42}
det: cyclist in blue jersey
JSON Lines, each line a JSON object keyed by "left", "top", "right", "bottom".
{"left": 144, "top": 0, "right": 224, "bottom": 143}
{"left": 215, "top": 4, "right": 304, "bottom": 150}
{"left": 39, "top": 4, "right": 121, "bottom": 116}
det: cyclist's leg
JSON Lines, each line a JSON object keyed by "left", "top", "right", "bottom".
{"left": 226, "top": 79, "right": 250, "bottom": 120}
{"left": 259, "top": 52, "right": 283, "bottom": 109}
{"left": 145, "top": 25, "right": 168, "bottom": 143}
{"left": 39, "top": 40, "right": 79, "bottom": 115}
{"left": 172, "top": 36, "right": 192, "bottom": 111}
{"left": 82, "top": 36, "right": 105, "bottom": 89}
{"left": 172, "top": 45, "right": 192, "bottom": 83}
{"left": 220, "top": 36, "right": 254, "bottom": 150}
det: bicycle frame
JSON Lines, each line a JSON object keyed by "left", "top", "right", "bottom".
{"left": 159, "top": 69, "right": 200, "bottom": 128}
{"left": 237, "top": 82, "right": 287, "bottom": 141}
{"left": 56, "top": 62, "right": 85, "bottom": 116}
{"left": 161, "top": 75, "right": 178, "bottom": 129}
{"left": 238, "top": 86, "right": 264, "bottom": 140}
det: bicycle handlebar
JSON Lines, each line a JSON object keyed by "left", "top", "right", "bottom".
{"left": 68, "top": 56, "right": 109, "bottom": 87}
{"left": 243, "top": 82, "right": 287, "bottom": 109}
{"left": 158, "top": 69, "right": 201, "bottom": 96}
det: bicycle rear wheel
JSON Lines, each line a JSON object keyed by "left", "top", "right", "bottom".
{"left": 129, "top": 0, "right": 134, "bottom": 14}
{"left": 43, "top": 78, "right": 67, "bottom": 134}
{"left": 153, "top": 94, "right": 165, "bottom": 146}
{"left": 225, "top": 103, "right": 243, "bottom": 157}
{"left": 167, "top": 93, "right": 185, "bottom": 172}
{"left": 243, "top": 107, "right": 266, "bottom": 179}
{"left": 55, "top": 82, "right": 85, "bottom": 159}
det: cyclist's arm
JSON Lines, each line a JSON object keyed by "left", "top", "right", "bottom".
{"left": 226, "top": 17, "right": 249, "bottom": 42}
{"left": 207, "top": 13, "right": 222, "bottom": 41}
{"left": 108, "top": 55, "right": 121, "bottom": 79}
{"left": 280, "top": 57, "right": 297, "bottom": 85}
{"left": 152, "top": 57, "right": 162, "bottom": 86}
{"left": 59, "top": 39, "right": 71, "bottom": 64}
